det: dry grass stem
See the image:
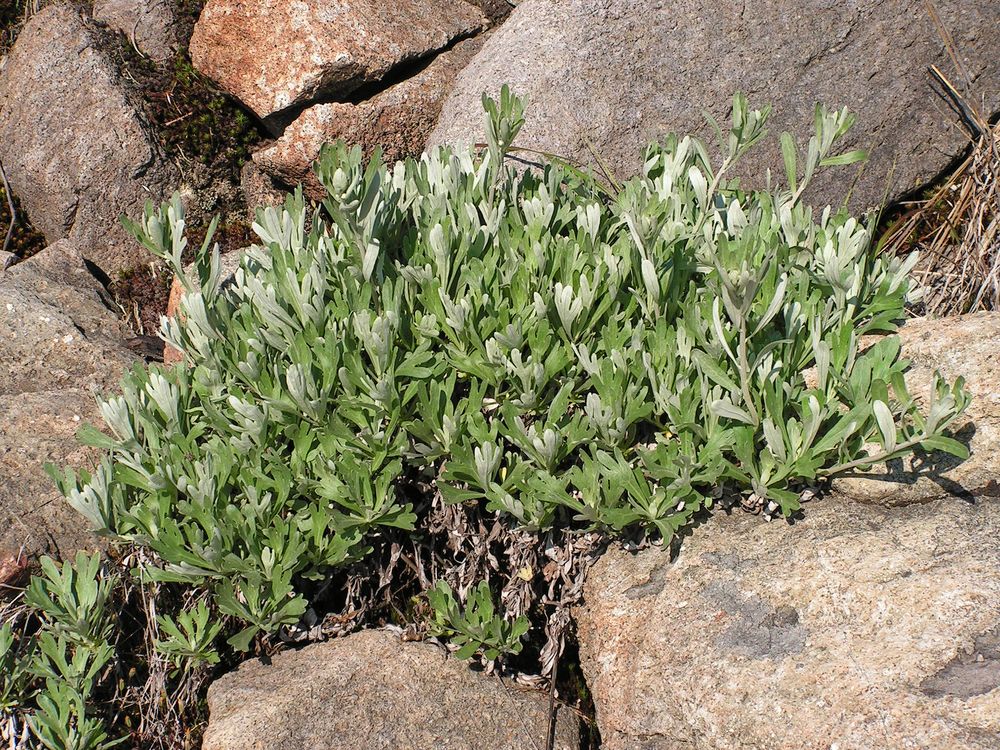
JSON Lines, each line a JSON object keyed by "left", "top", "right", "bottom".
{"left": 880, "top": 73, "right": 999, "bottom": 316}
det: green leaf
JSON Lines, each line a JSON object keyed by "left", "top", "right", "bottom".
{"left": 226, "top": 626, "right": 258, "bottom": 652}
{"left": 919, "top": 435, "right": 970, "bottom": 460}
{"left": 872, "top": 400, "right": 897, "bottom": 453}
{"left": 780, "top": 132, "right": 798, "bottom": 193}
{"left": 710, "top": 399, "right": 755, "bottom": 425}
{"left": 692, "top": 350, "right": 740, "bottom": 393}
{"left": 820, "top": 149, "right": 867, "bottom": 167}
{"left": 75, "top": 424, "right": 118, "bottom": 451}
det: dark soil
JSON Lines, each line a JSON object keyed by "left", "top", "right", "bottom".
{"left": 0, "top": 0, "right": 27, "bottom": 55}
{"left": 0, "top": 176, "right": 47, "bottom": 264}
{"left": 467, "top": 0, "right": 514, "bottom": 25}
{"left": 97, "top": 0, "right": 265, "bottom": 336}
{"left": 109, "top": 266, "right": 173, "bottom": 340}
{"left": 560, "top": 635, "right": 602, "bottom": 750}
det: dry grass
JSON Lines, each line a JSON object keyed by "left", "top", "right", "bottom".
{"left": 878, "top": 68, "right": 1000, "bottom": 316}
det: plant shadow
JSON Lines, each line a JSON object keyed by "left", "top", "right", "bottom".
{"left": 837, "top": 422, "right": 988, "bottom": 503}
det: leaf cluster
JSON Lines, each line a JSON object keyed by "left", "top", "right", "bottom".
{"left": 2, "top": 553, "right": 123, "bottom": 749}
{"left": 427, "top": 581, "right": 529, "bottom": 661}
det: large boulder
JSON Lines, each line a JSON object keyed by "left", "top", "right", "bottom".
{"left": 0, "top": 3, "right": 176, "bottom": 277}
{"left": 93, "top": 0, "right": 180, "bottom": 63}
{"left": 832, "top": 312, "right": 1000, "bottom": 505}
{"left": 254, "top": 36, "right": 484, "bottom": 194}
{"left": 0, "top": 242, "right": 135, "bottom": 558}
{"left": 430, "top": 0, "right": 1000, "bottom": 210}
{"left": 202, "top": 629, "right": 579, "bottom": 750}
{"left": 189, "top": 0, "right": 486, "bottom": 128}
{"left": 577, "top": 496, "right": 1000, "bottom": 749}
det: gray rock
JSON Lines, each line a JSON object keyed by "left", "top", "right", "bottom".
{"left": 93, "top": 0, "right": 179, "bottom": 63}
{"left": 0, "top": 241, "right": 135, "bottom": 558}
{"left": 189, "top": 0, "right": 487, "bottom": 127}
{"left": 577, "top": 497, "right": 1000, "bottom": 750}
{"left": 0, "top": 3, "right": 177, "bottom": 277}
{"left": 240, "top": 162, "right": 285, "bottom": 220}
{"left": 430, "top": 0, "right": 1000, "bottom": 211}
{"left": 832, "top": 312, "right": 1000, "bottom": 505}
{"left": 202, "top": 629, "right": 580, "bottom": 750}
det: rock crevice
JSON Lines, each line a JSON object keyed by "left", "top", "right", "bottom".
{"left": 189, "top": 0, "right": 488, "bottom": 130}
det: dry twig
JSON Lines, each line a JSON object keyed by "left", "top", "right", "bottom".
{"left": 0, "top": 159, "right": 17, "bottom": 260}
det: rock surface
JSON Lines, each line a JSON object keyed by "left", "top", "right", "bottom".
{"left": 0, "top": 242, "right": 135, "bottom": 558}
{"left": 254, "top": 37, "right": 484, "bottom": 194}
{"left": 240, "top": 161, "right": 285, "bottom": 220}
{"left": 189, "top": 0, "right": 486, "bottom": 126}
{"left": 577, "top": 496, "right": 1000, "bottom": 750}
{"left": 832, "top": 312, "right": 1000, "bottom": 505}
{"left": 93, "top": 0, "right": 179, "bottom": 62}
{"left": 431, "top": 0, "right": 1000, "bottom": 210}
{"left": 0, "top": 3, "right": 176, "bottom": 276}
{"left": 202, "top": 629, "right": 579, "bottom": 750}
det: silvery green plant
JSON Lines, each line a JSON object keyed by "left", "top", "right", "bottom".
{"left": 154, "top": 601, "right": 222, "bottom": 671}
{"left": 427, "top": 581, "right": 529, "bottom": 661}
{"left": 1, "top": 553, "right": 123, "bottom": 749}
{"left": 47, "top": 88, "right": 969, "bottom": 661}
{"left": 24, "top": 553, "right": 116, "bottom": 652}
{"left": 1, "top": 621, "right": 32, "bottom": 713}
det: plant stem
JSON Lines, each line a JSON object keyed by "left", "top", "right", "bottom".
{"left": 820, "top": 434, "right": 926, "bottom": 476}
{"left": 737, "top": 319, "right": 760, "bottom": 425}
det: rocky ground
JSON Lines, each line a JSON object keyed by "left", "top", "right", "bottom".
{"left": 1, "top": 0, "right": 999, "bottom": 747}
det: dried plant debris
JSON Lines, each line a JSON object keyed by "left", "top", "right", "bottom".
{"left": 879, "top": 70, "right": 1000, "bottom": 315}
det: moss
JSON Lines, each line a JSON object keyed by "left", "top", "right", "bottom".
{"left": 110, "top": 43, "right": 265, "bottom": 178}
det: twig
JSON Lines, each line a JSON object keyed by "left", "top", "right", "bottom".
{"left": 129, "top": 17, "right": 144, "bottom": 58}
{"left": 162, "top": 111, "right": 194, "bottom": 128}
{"left": 822, "top": 434, "right": 930, "bottom": 476}
{"left": 929, "top": 65, "right": 984, "bottom": 139}
{"left": 544, "top": 643, "right": 560, "bottom": 750}
{"left": 923, "top": 1, "right": 975, "bottom": 100}
{"left": 0, "top": 158, "right": 16, "bottom": 260}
